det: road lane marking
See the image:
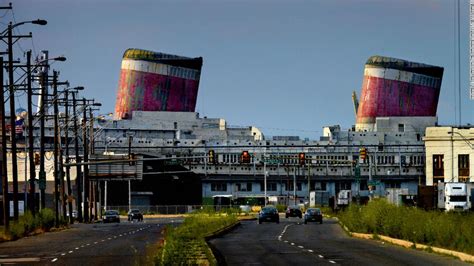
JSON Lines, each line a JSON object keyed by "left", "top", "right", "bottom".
{"left": 307, "top": 250, "right": 313, "bottom": 253}
{"left": 298, "top": 246, "right": 304, "bottom": 249}
{"left": 119, "top": 234, "right": 122, "bottom": 236}
{"left": 61, "top": 253, "right": 66, "bottom": 256}
{"left": 94, "top": 242, "right": 98, "bottom": 244}
{"left": 86, "top": 244, "right": 90, "bottom": 246}
{"left": 108, "top": 238, "right": 111, "bottom": 240}
{"left": 75, "top": 247, "right": 79, "bottom": 250}
{"left": 329, "top": 260, "right": 336, "bottom": 264}
{"left": 290, "top": 243, "right": 295, "bottom": 246}
{"left": 68, "top": 251, "right": 73, "bottom": 254}
{"left": 51, "top": 258, "right": 58, "bottom": 262}
{"left": 284, "top": 240, "right": 288, "bottom": 243}
{"left": 318, "top": 255, "right": 324, "bottom": 258}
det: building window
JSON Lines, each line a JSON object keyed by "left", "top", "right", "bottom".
{"left": 385, "top": 181, "right": 401, "bottom": 189}
{"left": 286, "top": 182, "right": 302, "bottom": 191}
{"left": 398, "top": 124, "right": 404, "bottom": 132}
{"left": 359, "top": 180, "right": 368, "bottom": 191}
{"left": 211, "top": 183, "right": 227, "bottom": 192}
{"left": 458, "top": 154, "right": 470, "bottom": 179}
{"left": 236, "top": 182, "right": 252, "bottom": 192}
{"left": 315, "top": 182, "right": 327, "bottom": 191}
{"left": 433, "top": 154, "right": 444, "bottom": 177}
{"left": 260, "top": 182, "right": 277, "bottom": 191}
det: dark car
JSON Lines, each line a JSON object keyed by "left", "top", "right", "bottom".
{"left": 285, "top": 206, "right": 303, "bottom": 218}
{"left": 103, "top": 210, "right": 120, "bottom": 223}
{"left": 127, "top": 209, "right": 143, "bottom": 222}
{"left": 258, "top": 206, "right": 279, "bottom": 224}
{"left": 304, "top": 208, "right": 323, "bottom": 224}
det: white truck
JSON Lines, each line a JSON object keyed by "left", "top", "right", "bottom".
{"left": 437, "top": 182, "right": 474, "bottom": 211}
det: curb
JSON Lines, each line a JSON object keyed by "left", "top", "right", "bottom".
{"left": 336, "top": 218, "right": 474, "bottom": 264}
{"left": 205, "top": 221, "right": 241, "bottom": 265}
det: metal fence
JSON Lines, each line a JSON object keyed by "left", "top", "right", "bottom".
{"left": 106, "top": 205, "right": 234, "bottom": 215}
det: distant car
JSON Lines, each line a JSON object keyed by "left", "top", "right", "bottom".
{"left": 304, "top": 208, "right": 323, "bottom": 224}
{"left": 239, "top": 205, "right": 251, "bottom": 213}
{"left": 103, "top": 210, "right": 120, "bottom": 223}
{"left": 66, "top": 210, "right": 78, "bottom": 218}
{"left": 258, "top": 206, "right": 279, "bottom": 224}
{"left": 285, "top": 206, "right": 302, "bottom": 218}
{"left": 128, "top": 209, "right": 143, "bottom": 222}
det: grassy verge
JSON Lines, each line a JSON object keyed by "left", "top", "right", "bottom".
{"left": 1, "top": 208, "right": 67, "bottom": 241}
{"left": 154, "top": 210, "right": 238, "bottom": 265}
{"left": 337, "top": 199, "right": 474, "bottom": 255}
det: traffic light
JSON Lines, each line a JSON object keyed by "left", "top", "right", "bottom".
{"left": 208, "top": 149, "right": 216, "bottom": 164}
{"left": 298, "top": 153, "right": 306, "bottom": 166}
{"left": 359, "top": 148, "right": 367, "bottom": 161}
{"left": 241, "top": 151, "right": 251, "bottom": 164}
{"left": 34, "top": 153, "right": 40, "bottom": 165}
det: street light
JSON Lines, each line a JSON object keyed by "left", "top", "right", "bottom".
{"left": 3, "top": 19, "right": 47, "bottom": 221}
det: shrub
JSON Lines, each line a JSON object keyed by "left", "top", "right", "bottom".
{"left": 155, "top": 211, "right": 237, "bottom": 265}
{"left": 338, "top": 200, "right": 474, "bottom": 255}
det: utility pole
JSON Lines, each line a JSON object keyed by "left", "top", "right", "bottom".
{"left": 64, "top": 90, "right": 73, "bottom": 223}
{"left": 1, "top": 56, "right": 9, "bottom": 230}
{"left": 7, "top": 22, "right": 19, "bottom": 220}
{"left": 72, "top": 92, "right": 82, "bottom": 222}
{"left": 26, "top": 50, "right": 36, "bottom": 214}
{"left": 89, "top": 108, "right": 97, "bottom": 220}
{"left": 82, "top": 98, "right": 89, "bottom": 223}
{"left": 39, "top": 53, "right": 48, "bottom": 210}
{"left": 53, "top": 71, "right": 59, "bottom": 227}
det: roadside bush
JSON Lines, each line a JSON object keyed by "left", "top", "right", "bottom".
{"left": 155, "top": 211, "right": 237, "bottom": 265}
{"left": 338, "top": 200, "right": 474, "bottom": 255}
{"left": 276, "top": 204, "right": 286, "bottom": 213}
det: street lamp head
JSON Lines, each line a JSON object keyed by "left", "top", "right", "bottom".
{"left": 54, "top": 56, "right": 66, "bottom": 62}
{"left": 32, "top": 19, "right": 47, "bottom": 26}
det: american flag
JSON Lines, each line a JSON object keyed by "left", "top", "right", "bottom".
{"left": 6, "top": 119, "right": 24, "bottom": 135}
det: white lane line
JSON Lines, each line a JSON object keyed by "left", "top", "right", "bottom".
{"left": 307, "top": 250, "right": 313, "bottom": 253}
{"left": 94, "top": 242, "right": 98, "bottom": 244}
{"left": 329, "top": 260, "right": 336, "bottom": 264}
{"left": 114, "top": 236, "right": 117, "bottom": 238}
{"left": 51, "top": 258, "right": 58, "bottom": 262}
{"left": 119, "top": 234, "right": 122, "bottom": 237}
{"left": 86, "top": 244, "right": 90, "bottom": 246}
{"left": 318, "top": 255, "right": 324, "bottom": 258}
{"left": 61, "top": 253, "right": 66, "bottom": 256}
{"left": 101, "top": 240, "right": 105, "bottom": 242}
{"left": 284, "top": 240, "right": 288, "bottom": 243}
{"left": 75, "top": 247, "right": 79, "bottom": 250}
{"left": 68, "top": 251, "right": 73, "bottom": 254}
{"left": 298, "top": 246, "right": 304, "bottom": 249}
{"left": 290, "top": 243, "right": 295, "bottom": 246}
{"left": 108, "top": 238, "right": 111, "bottom": 240}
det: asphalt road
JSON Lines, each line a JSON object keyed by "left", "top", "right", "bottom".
{"left": 210, "top": 216, "right": 468, "bottom": 266}
{"left": 0, "top": 217, "right": 183, "bottom": 265}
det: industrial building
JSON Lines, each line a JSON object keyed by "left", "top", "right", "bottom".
{"left": 92, "top": 53, "right": 444, "bottom": 207}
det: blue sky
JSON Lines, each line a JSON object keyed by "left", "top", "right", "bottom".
{"left": 2, "top": 0, "right": 471, "bottom": 138}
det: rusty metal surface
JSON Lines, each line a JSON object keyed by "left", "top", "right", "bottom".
{"left": 114, "top": 49, "right": 203, "bottom": 119}
{"left": 356, "top": 56, "right": 444, "bottom": 125}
